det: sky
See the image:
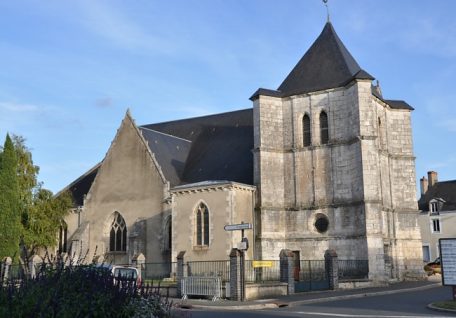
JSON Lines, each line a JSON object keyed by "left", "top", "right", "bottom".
{"left": 0, "top": 0, "right": 455, "bottom": 197}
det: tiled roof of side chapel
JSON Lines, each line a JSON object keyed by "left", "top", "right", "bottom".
{"left": 64, "top": 21, "right": 413, "bottom": 204}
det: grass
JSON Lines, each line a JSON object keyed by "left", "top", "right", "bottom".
{"left": 431, "top": 300, "right": 456, "bottom": 310}
{"left": 144, "top": 279, "right": 177, "bottom": 287}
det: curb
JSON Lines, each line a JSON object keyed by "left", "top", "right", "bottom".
{"left": 177, "top": 302, "right": 279, "bottom": 310}
{"left": 286, "top": 282, "right": 440, "bottom": 307}
{"left": 181, "top": 283, "right": 440, "bottom": 311}
{"left": 427, "top": 302, "right": 456, "bottom": 314}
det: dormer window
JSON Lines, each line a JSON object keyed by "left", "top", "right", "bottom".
{"left": 429, "top": 198, "right": 444, "bottom": 215}
{"left": 430, "top": 202, "right": 438, "bottom": 213}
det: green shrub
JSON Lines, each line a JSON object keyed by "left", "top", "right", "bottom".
{"left": 0, "top": 263, "right": 172, "bottom": 317}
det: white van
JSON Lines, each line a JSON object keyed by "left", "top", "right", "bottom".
{"left": 99, "top": 264, "right": 142, "bottom": 288}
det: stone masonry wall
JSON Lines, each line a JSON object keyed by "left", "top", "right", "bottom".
{"left": 254, "top": 85, "right": 368, "bottom": 261}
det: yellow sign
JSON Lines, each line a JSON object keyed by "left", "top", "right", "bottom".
{"left": 252, "top": 260, "right": 273, "bottom": 268}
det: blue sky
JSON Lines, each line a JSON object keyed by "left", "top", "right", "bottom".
{"left": 1, "top": 0, "right": 455, "bottom": 196}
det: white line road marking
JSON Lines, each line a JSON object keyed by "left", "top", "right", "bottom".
{"left": 294, "top": 312, "right": 454, "bottom": 318}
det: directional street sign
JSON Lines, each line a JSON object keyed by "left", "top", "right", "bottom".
{"left": 224, "top": 223, "right": 252, "bottom": 231}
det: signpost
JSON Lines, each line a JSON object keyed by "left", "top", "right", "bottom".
{"left": 224, "top": 222, "right": 252, "bottom": 251}
{"left": 224, "top": 223, "right": 252, "bottom": 231}
{"left": 439, "top": 238, "right": 456, "bottom": 300}
{"left": 224, "top": 221, "right": 252, "bottom": 301}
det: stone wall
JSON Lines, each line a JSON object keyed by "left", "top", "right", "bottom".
{"left": 254, "top": 84, "right": 368, "bottom": 261}
{"left": 171, "top": 182, "right": 255, "bottom": 262}
{"left": 67, "top": 113, "right": 171, "bottom": 265}
{"left": 254, "top": 79, "right": 423, "bottom": 281}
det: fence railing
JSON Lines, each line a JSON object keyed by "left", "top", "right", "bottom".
{"left": 245, "top": 260, "right": 280, "bottom": 283}
{"left": 5, "top": 264, "right": 26, "bottom": 281}
{"left": 298, "top": 260, "right": 328, "bottom": 281}
{"left": 186, "top": 260, "right": 230, "bottom": 282}
{"left": 1, "top": 258, "right": 371, "bottom": 288}
{"left": 141, "top": 262, "right": 176, "bottom": 281}
{"left": 338, "top": 260, "right": 369, "bottom": 280}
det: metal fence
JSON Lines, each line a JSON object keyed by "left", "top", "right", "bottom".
{"left": 186, "top": 260, "right": 230, "bottom": 282}
{"left": 338, "top": 260, "right": 369, "bottom": 280}
{"left": 245, "top": 260, "right": 281, "bottom": 283}
{"left": 298, "top": 260, "right": 327, "bottom": 281}
{"left": 141, "top": 262, "right": 176, "bottom": 281}
{"left": 4, "top": 264, "right": 26, "bottom": 281}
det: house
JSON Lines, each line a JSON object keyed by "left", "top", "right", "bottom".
{"left": 59, "top": 21, "right": 424, "bottom": 282}
{"left": 418, "top": 171, "right": 456, "bottom": 262}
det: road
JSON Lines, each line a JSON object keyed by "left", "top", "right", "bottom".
{"left": 183, "top": 285, "right": 455, "bottom": 318}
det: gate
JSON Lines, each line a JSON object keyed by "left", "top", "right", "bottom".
{"left": 294, "top": 260, "right": 330, "bottom": 292}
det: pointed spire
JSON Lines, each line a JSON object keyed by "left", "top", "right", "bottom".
{"left": 323, "top": 0, "right": 330, "bottom": 23}
{"left": 278, "top": 22, "right": 374, "bottom": 96}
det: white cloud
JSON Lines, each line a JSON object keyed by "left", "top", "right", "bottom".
{"left": 0, "top": 101, "right": 40, "bottom": 112}
{"left": 426, "top": 155, "right": 456, "bottom": 170}
{"left": 77, "top": 1, "right": 177, "bottom": 55}
{"left": 397, "top": 17, "right": 456, "bottom": 58}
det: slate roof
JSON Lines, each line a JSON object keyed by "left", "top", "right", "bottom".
{"left": 139, "top": 127, "right": 192, "bottom": 187}
{"left": 371, "top": 86, "right": 414, "bottom": 110}
{"left": 277, "top": 22, "right": 374, "bottom": 97}
{"left": 63, "top": 21, "right": 413, "bottom": 203}
{"left": 142, "top": 108, "right": 254, "bottom": 186}
{"left": 418, "top": 180, "right": 456, "bottom": 211}
{"left": 64, "top": 164, "right": 100, "bottom": 207}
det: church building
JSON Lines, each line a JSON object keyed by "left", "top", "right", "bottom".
{"left": 61, "top": 22, "right": 424, "bottom": 282}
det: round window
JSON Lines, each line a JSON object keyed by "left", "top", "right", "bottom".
{"left": 314, "top": 214, "right": 329, "bottom": 233}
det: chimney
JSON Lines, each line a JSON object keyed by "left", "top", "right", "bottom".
{"left": 428, "top": 171, "right": 438, "bottom": 188}
{"left": 420, "top": 177, "right": 428, "bottom": 195}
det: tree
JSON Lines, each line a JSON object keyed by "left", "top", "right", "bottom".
{"left": 9, "top": 136, "right": 73, "bottom": 258}
{"left": 11, "top": 135, "right": 39, "bottom": 233}
{"left": 0, "top": 134, "right": 22, "bottom": 259}
{"left": 21, "top": 188, "right": 73, "bottom": 256}
{"left": 0, "top": 135, "right": 74, "bottom": 260}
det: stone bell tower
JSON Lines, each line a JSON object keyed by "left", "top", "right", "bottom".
{"left": 251, "top": 21, "right": 423, "bottom": 282}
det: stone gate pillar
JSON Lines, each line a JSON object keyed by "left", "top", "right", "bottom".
{"left": 176, "top": 251, "right": 186, "bottom": 298}
{"left": 1, "top": 257, "right": 12, "bottom": 284}
{"left": 325, "top": 249, "right": 338, "bottom": 290}
{"left": 229, "top": 248, "right": 243, "bottom": 301}
{"left": 132, "top": 253, "right": 145, "bottom": 285}
{"left": 280, "top": 249, "right": 295, "bottom": 294}
{"left": 29, "top": 255, "right": 42, "bottom": 279}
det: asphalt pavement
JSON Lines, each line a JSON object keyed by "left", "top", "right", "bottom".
{"left": 172, "top": 277, "right": 450, "bottom": 312}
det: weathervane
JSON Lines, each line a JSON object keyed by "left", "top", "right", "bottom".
{"left": 322, "top": 0, "right": 330, "bottom": 22}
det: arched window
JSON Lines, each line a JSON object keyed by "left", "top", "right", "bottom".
{"left": 58, "top": 221, "right": 67, "bottom": 254}
{"left": 303, "top": 114, "right": 311, "bottom": 147}
{"left": 320, "top": 111, "right": 329, "bottom": 145}
{"left": 195, "top": 202, "right": 210, "bottom": 246}
{"left": 110, "top": 212, "right": 127, "bottom": 252}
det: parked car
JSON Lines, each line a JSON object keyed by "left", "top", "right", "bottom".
{"left": 424, "top": 257, "right": 441, "bottom": 275}
{"left": 97, "top": 264, "right": 142, "bottom": 288}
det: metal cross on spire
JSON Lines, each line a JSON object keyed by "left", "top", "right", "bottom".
{"left": 322, "top": 0, "right": 330, "bottom": 22}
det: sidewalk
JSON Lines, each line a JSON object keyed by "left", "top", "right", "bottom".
{"left": 173, "top": 279, "right": 441, "bottom": 311}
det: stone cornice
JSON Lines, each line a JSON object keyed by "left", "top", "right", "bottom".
{"left": 171, "top": 181, "right": 256, "bottom": 195}
{"left": 257, "top": 234, "right": 366, "bottom": 241}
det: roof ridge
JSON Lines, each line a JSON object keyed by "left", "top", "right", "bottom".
{"left": 139, "top": 126, "right": 192, "bottom": 143}
{"left": 140, "top": 108, "right": 251, "bottom": 127}
{"left": 326, "top": 22, "right": 361, "bottom": 76}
